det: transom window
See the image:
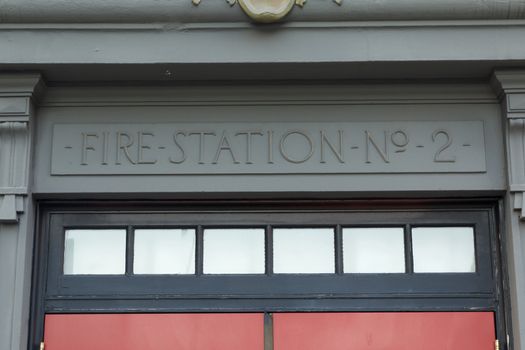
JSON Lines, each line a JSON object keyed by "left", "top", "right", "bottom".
{"left": 39, "top": 200, "right": 496, "bottom": 313}
{"left": 63, "top": 226, "right": 475, "bottom": 276}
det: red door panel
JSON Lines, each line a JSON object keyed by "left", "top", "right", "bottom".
{"left": 273, "top": 312, "right": 495, "bottom": 350}
{"left": 44, "top": 313, "right": 264, "bottom": 350}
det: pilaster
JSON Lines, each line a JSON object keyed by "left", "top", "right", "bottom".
{"left": 0, "top": 74, "right": 43, "bottom": 350}
{"left": 492, "top": 69, "right": 525, "bottom": 350}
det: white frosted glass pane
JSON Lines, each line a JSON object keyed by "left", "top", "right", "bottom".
{"left": 64, "top": 229, "right": 126, "bottom": 275}
{"left": 412, "top": 227, "right": 476, "bottom": 273}
{"left": 134, "top": 229, "right": 196, "bottom": 274}
{"left": 273, "top": 228, "right": 335, "bottom": 273}
{"left": 203, "top": 228, "right": 265, "bottom": 274}
{"left": 343, "top": 228, "right": 405, "bottom": 273}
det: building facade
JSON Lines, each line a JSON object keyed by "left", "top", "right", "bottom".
{"left": 1, "top": 1, "right": 525, "bottom": 349}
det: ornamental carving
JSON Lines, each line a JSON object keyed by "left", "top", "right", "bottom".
{"left": 192, "top": 0, "right": 342, "bottom": 23}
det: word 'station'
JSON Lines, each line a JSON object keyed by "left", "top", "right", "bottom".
{"left": 51, "top": 122, "right": 486, "bottom": 175}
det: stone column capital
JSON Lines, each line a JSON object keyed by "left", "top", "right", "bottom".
{"left": 492, "top": 69, "right": 525, "bottom": 119}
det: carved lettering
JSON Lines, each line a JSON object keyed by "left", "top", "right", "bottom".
{"left": 365, "top": 130, "right": 389, "bottom": 164}
{"left": 267, "top": 130, "right": 274, "bottom": 164}
{"left": 52, "top": 121, "right": 484, "bottom": 175}
{"left": 102, "top": 131, "right": 109, "bottom": 165}
{"left": 391, "top": 130, "right": 409, "bottom": 148}
{"left": 432, "top": 129, "right": 456, "bottom": 163}
{"left": 81, "top": 132, "right": 98, "bottom": 165}
{"left": 137, "top": 132, "right": 157, "bottom": 164}
{"left": 236, "top": 130, "right": 263, "bottom": 164}
{"left": 189, "top": 131, "right": 216, "bottom": 164}
{"left": 213, "top": 131, "right": 240, "bottom": 164}
{"left": 320, "top": 130, "right": 344, "bottom": 163}
{"left": 116, "top": 132, "right": 136, "bottom": 165}
{"left": 279, "top": 130, "right": 314, "bottom": 164}
{"left": 170, "top": 132, "right": 187, "bottom": 164}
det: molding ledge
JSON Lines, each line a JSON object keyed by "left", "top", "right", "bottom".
{"left": 0, "top": 74, "right": 43, "bottom": 223}
{"left": 0, "top": 194, "right": 24, "bottom": 222}
{"left": 514, "top": 191, "right": 525, "bottom": 220}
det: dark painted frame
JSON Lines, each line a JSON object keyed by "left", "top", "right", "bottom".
{"left": 29, "top": 199, "right": 508, "bottom": 349}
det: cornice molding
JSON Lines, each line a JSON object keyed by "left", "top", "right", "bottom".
{"left": 41, "top": 83, "right": 497, "bottom": 107}
{"left": 0, "top": 0, "right": 524, "bottom": 23}
{"left": 492, "top": 70, "right": 525, "bottom": 94}
{"left": 0, "top": 74, "right": 46, "bottom": 101}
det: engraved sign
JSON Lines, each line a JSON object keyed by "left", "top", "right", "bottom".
{"left": 51, "top": 121, "right": 486, "bottom": 175}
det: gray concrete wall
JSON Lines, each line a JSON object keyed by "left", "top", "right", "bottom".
{"left": 0, "top": 75, "right": 519, "bottom": 350}
{"left": 0, "top": 0, "right": 523, "bottom": 347}
{"left": 33, "top": 83, "right": 505, "bottom": 196}
{"left": 2, "top": 24, "right": 525, "bottom": 67}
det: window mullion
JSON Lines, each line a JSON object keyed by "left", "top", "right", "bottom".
{"left": 404, "top": 224, "right": 414, "bottom": 274}
{"left": 335, "top": 225, "right": 343, "bottom": 275}
{"left": 125, "top": 225, "right": 135, "bottom": 276}
{"left": 265, "top": 225, "right": 274, "bottom": 276}
{"left": 196, "top": 225, "right": 204, "bottom": 276}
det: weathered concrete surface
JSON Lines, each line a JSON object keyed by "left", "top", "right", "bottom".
{"left": 0, "top": 0, "right": 524, "bottom": 23}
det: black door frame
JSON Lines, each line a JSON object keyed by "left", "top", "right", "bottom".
{"left": 29, "top": 198, "right": 511, "bottom": 349}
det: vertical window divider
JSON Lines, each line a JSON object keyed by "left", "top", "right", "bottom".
{"left": 404, "top": 224, "right": 414, "bottom": 274}
{"left": 125, "top": 225, "right": 135, "bottom": 276}
{"left": 335, "top": 225, "right": 343, "bottom": 275}
{"left": 265, "top": 225, "right": 273, "bottom": 276}
{"left": 196, "top": 225, "right": 204, "bottom": 276}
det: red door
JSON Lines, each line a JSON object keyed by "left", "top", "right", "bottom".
{"left": 273, "top": 312, "right": 496, "bottom": 350}
{"left": 44, "top": 312, "right": 495, "bottom": 350}
{"left": 43, "top": 314, "right": 264, "bottom": 350}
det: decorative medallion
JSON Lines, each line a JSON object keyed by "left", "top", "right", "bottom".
{"left": 192, "top": 0, "right": 342, "bottom": 23}
{"left": 239, "top": 0, "right": 296, "bottom": 23}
